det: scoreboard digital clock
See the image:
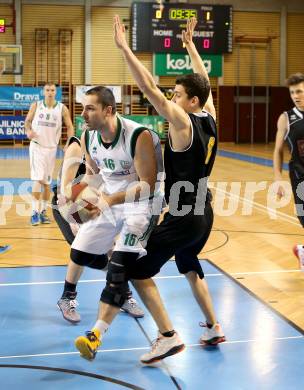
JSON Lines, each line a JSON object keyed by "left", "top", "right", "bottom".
{"left": 131, "top": 3, "right": 232, "bottom": 54}
{"left": 169, "top": 9, "right": 197, "bottom": 20}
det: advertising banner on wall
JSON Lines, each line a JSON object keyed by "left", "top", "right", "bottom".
{"left": 75, "top": 115, "right": 85, "bottom": 138}
{"left": 126, "top": 115, "right": 166, "bottom": 139}
{"left": 0, "top": 116, "right": 26, "bottom": 139}
{"left": 153, "top": 53, "right": 222, "bottom": 77}
{"left": 75, "top": 115, "right": 165, "bottom": 140}
{"left": 0, "top": 86, "right": 62, "bottom": 110}
{"left": 76, "top": 86, "right": 122, "bottom": 104}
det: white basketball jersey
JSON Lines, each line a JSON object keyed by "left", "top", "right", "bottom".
{"left": 32, "top": 100, "right": 63, "bottom": 148}
{"left": 85, "top": 115, "right": 164, "bottom": 196}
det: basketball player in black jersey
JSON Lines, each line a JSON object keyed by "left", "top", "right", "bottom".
{"left": 74, "top": 17, "right": 225, "bottom": 365}
{"left": 273, "top": 72, "right": 304, "bottom": 271}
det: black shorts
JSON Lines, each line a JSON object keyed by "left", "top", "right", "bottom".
{"left": 128, "top": 201, "right": 213, "bottom": 279}
{"left": 289, "top": 169, "right": 304, "bottom": 227}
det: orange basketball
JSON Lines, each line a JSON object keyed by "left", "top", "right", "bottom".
{"left": 60, "top": 182, "right": 99, "bottom": 224}
{"left": 70, "top": 181, "right": 89, "bottom": 202}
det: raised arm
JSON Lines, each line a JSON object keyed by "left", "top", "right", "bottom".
{"left": 113, "top": 15, "right": 189, "bottom": 131}
{"left": 182, "top": 18, "right": 216, "bottom": 120}
{"left": 24, "top": 102, "right": 38, "bottom": 140}
{"left": 273, "top": 113, "right": 288, "bottom": 198}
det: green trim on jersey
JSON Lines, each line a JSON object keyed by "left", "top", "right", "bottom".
{"left": 95, "top": 117, "right": 122, "bottom": 149}
{"left": 130, "top": 127, "right": 148, "bottom": 158}
{"left": 139, "top": 214, "right": 159, "bottom": 242}
{"left": 43, "top": 100, "right": 58, "bottom": 109}
{"left": 97, "top": 131, "right": 103, "bottom": 147}
{"left": 111, "top": 116, "right": 122, "bottom": 149}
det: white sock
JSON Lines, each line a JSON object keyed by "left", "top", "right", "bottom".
{"left": 40, "top": 200, "right": 48, "bottom": 212}
{"left": 32, "top": 200, "right": 39, "bottom": 213}
{"left": 93, "top": 320, "right": 109, "bottom": 336}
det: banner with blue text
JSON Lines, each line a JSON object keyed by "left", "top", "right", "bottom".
{"left": 0, "top": 87, "right": 62, "bottom": 110}
{"left": 0, "top": 116, "right": 26, "bottom": 139}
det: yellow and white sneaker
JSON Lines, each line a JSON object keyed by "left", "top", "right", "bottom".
{"left": 75, "top": 329, "right": 101, "bottom": 360}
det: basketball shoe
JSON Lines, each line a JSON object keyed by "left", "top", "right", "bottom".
{"left": 75, "top": 329, "right": 101, "bottom": 360}
{"left": 57, "top": 291, "right": 80, "bottom": 323}
{"left": 140, "top": 331, "right": 185, "bottom": 364}
{"left": 120, "top": 297, "right": 144, "bottom": 318}
{"left": 199, "top": 322, "right": 226, "bottom": 345}
{"left": 293, "top": 245, "right": 304, "bottom": 271}
{"left": 30, "top": 211, "right": 40, "bottom": 226}
{"left": 0, "top": 245, "right": 11, "bottom": 255}
{"left": 40, "top": 210, "right": 51, "bottom": 224}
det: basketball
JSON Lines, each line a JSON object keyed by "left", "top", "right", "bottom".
{"left": 69, "top": 181, "right": 89, "bottom": 202}
{"left": 60, "top": 182, "right": 99, "bottom": 224}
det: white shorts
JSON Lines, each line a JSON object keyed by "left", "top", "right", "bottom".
{"left": 71, "top": 202, "right": 158, "bottom": 257}
{"left": 29, "top": 141, "right": 57, "bottom": 184}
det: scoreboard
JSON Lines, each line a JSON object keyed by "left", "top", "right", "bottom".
{"left": 131, "top": 2, "right": 232, "bottom": 54}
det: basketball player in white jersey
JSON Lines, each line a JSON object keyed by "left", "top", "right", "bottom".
{"left": 25, "top": 82, "right": 74, "bottom": 226}
{"left": 54, "top": 136, "right": 145, "bottom": 321}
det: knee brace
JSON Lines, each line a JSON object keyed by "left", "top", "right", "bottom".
{"left": 100, "top": 281, "right": 129, "bottom": 307}
{"left": 100, "top": 251, "right": 136, "bottom": 307}
{"left": 70, "top": 248, "right": 108, "bottom": 270}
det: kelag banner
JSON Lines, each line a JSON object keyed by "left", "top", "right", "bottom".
{"left": 75, "top": 115, "right": 166, "bottom": 140}
{"left": 153, "top": 53, "right": 222, "bottom": 77}
{"left": 0, "top": 116, "right": 26, "bottom": 139}
{"left": 0, "top": 86, "right": 62, "bottom": 110}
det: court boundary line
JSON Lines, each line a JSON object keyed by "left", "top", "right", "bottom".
{"left": 0, "top": 335, "right": 302, "bottom": 360}
{"left": 207, "top": 259, "right": 304, "bottom": 335}
{"left": 217, "top": 149, "right": 289, "bottom": 171}
{"left": 0, "top": 268, "right": 302, "bottom": 287}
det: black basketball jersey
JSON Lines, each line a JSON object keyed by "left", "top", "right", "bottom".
{"left": 285, "top": 107, "right": 304, "bottom": 178}
{"left": 164, "top": 111, "right": 217, "bottom": 209}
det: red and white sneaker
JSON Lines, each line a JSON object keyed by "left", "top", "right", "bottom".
{"left": 293, "top": 245, "right": 304, "bottom": 272}
{"left": 140, "top": 331, "right": 185, "bottom": 364}
{"left": 199, "top": 322, "right": 226, "bottom": 345}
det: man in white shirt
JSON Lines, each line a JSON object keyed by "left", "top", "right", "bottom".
{"left": 25, "top": 82, "right": 74, "bottom": 225}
